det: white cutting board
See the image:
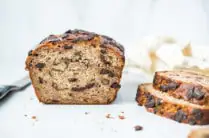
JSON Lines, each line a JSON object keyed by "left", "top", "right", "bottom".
{"left": 0, "top": 69, "right": 207, "bottom": 138}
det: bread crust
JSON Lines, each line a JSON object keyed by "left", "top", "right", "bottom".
{"left": 153, "top": 71, "right": 209, "bottom": 106}
{"left": 25, "top": 29, "right": 125, "bottom": 104}
{"left": 136, "top": 84, "right": 209, "bottom": 125}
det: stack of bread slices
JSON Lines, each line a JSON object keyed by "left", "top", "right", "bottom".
{"left": 136, "top": 70, "right": 209, "bottom": 125}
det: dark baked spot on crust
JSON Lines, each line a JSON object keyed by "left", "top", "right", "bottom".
{"left": 35, "top": 63, "right": 45, "bottom": 69}
{"left": 40, "top": 35, "right": 60, "bottom": 44}
{"left": 111, "top": 82, "right": 121, "bottom": 89}
{"left": 71, "top": 83, "right": 95, "bottom": 92}
{"left": 28, "top": 50, "right": 33, "bottom": 56}
{"left": 65, "top": 29, "right": 72, "bottom": 34}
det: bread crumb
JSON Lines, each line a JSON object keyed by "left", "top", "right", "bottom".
{"left": 134, "top": 125, "right": 143, "bottom": 131}
{"left": 32, "top": 116, "right": 37, "bottom": 120}
{"left": 85, "top": 112, "right": 89, "bottom": 115}
{"left": 106, "top": 113, "right": 114, "bottom": 119}
{"left": 118, "top": 115, "right": 125, "bottom": 120}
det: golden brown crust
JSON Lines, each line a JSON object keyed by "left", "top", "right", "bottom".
{"left": 26, "top": 29, "right": 124, "bottom": 70}
{"left": 25, "top": 29, "right": 125, "bottom": 104}
{"left": 136, "top": 84, "right": 209, "bottom": 125}
{"left": 153, "top": 71, "right": 209, "bottom": 106}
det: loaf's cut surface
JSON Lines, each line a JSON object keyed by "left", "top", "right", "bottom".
{"left": 153, "top": 70, "right": 209, "bottom": 106}
{"left": 25, "top": 29, "right": 125, "bottom": 104}
{"left": 188, "top": 128, "right": 209, "bottom": 138}
{"left": 136, "top": 83, "right": 209, "bottom": 125}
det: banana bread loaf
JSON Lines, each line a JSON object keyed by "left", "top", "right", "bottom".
{"left": 153, "top": 70, "right": 209, "bottom": 106}
{"left": 25, "top": 29, "right": 125, "bottom": 104}
{"left": 136, "top": 83, "right": 209, "bottom": 125}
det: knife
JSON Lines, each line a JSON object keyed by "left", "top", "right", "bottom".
{"left": 0, "top": 76, "right": 31, "bottom": 99}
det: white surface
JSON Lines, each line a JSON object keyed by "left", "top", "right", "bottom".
{"left": 0, "top": 72, "right": 207, "bottom": 138}
{"left": 1, "top": 0, "right": 209, "bottom": 138}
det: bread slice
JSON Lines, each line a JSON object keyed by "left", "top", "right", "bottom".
{"left": 153, "top": 70, "right": 209, "bottom": 106}
{"left": 25, "top": 29, "right": 125, "bottom": 104}
{"left": 136, "top": 83, "right": 209, "bottom": 125}
{"left": 188, "top": 128, "right": 209, "bottom": 138}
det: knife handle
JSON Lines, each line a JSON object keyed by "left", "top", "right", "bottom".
{"left": 0, "top": 85, "right": 18, "bottom": 99}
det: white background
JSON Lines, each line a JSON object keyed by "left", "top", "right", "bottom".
{"left": 0, "top": 0, "right": 209, "bottom": 138}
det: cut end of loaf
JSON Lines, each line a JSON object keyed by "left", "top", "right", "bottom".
{"left": 25, "top": 29, "right": 125, "bottom": 104}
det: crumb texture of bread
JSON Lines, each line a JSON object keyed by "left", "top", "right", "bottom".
{"left": 153, "top": 70, "right": 209, "bottom": 106}
{"left": 25, "top": 29, "right": 125, "bottom": 104}
{"left": 136, "top": 83, "right": 209, "bottom": 125}
{"left": 188, "top": 128, "right": 209, "bottom": 138}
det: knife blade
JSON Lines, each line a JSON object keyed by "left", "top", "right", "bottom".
{"left": 0, "top": 76, "right": 31, "bottom": 99}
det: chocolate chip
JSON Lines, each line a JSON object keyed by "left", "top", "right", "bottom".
{"left": 134, "top": 125, "right": 143, "bottom": 131}
{"left": 62, "top": 33, "right": 69, "bottom": 39}
{"left": 100, "top": 69, "right": 114, "bottom": 77}
{"left": 71, "top": 83, "right": 95, "bottom": 91}
{"left": 68, "top": 78, "right": 77, "bottom": 82}
{"left": 167, "top": 82, "right": 179, "bottom": 90}
{"left": 86, "top": 83, "right": 95, "bottom": 89}
{"left": 63, "top": 45, "right": 73, "bottom": 49}
{"left": 111, "top": 82, "right": 121, "bottom": 88}
{"left": 100, "top": 55, "right": 111, "bottom": 65}
{"left": 146, "top": 94, "right": 153, "bottom": 100}
{"left": 186, "top": 88, "right": 194, "bottom": 100}
{"left": 100, "top": 49, "right": 107, "bottom": 54}
{"left": 188, "top": 118, "right": 196, "bottom": 125}
{"left": 192, "top": 109, "right": 203, "bottom": 120}
{"left": 71, "top": 37, "right": 83, "bottom": 43}
{"left": 28, "top": 50, "right": 33, "bottom": 56}
{"left": 160, "top": 85, "right": 169, "bottom": 92}
{"left": 174, "top": 110, "right": 187, "bottom": 122}
{"left": 156, "top": 99, "right": 162, "bottom": 106}
{"left": 35, "top": 63, "right": 45, "bottom": 69}
{"left": 101, "top": 79, "right": 109, "bottom": 85}
{"left": 38, "top": 77, "right": 43, "bottom": 84}
{"left": 102, "top": 35, "right": 114, "bottom": 41}
{"left": 52, "top": 82, "right": 58, "bottom": 90}
{"left": 193, "top": 87, "right": 205, "bottom": 100}
{"left": 145, "top": 98, "right": 155, "bottom": 108}
{"left": 86, "top": 34, "right": 95, "bottom": 40}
